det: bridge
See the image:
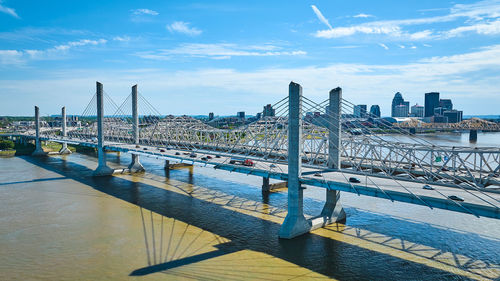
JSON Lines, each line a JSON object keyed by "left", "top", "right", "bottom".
{"left": 8, "top": 81, "right": 500, "bottom": 239}
{"left": 396, "top": 117, "right": 500, "bottom": 141}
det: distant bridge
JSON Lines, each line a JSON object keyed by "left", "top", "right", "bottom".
{"left": 8, "top": 81, "right": 500, "bottom": 239}
{"left": 397, "top": 118, "right": 500, "bottom": 141}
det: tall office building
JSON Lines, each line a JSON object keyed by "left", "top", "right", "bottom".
{"left": 394, "top": 104, "right": 409, "bottom": 117}
{"left": 425, "top": 92, "right": 440, "bottom": 117}
{"left": 354, "top": 104, "right": 367, "bottom": 118}
{"left": 237, "top": 111, "right": 245, "bottom": 119}
{"left": 410, "top": 104, "right": 424, "bottom": 117}
{"left": 208, "top": 112, "right": 214, "bottom": 121}
{"left": 263, "top": 104, "right": 275, "bottom": 117}
{"left": 439, "top": 99, "right": 453, "bottom": 110}
{"left": 443, "top": 110, "right": 463, "bottom": 123}
{"left": 391, "top": 92, "right": 410, "bottom": 117}
{"left": 369, "top": 105, "right": 381, "bottom": 117}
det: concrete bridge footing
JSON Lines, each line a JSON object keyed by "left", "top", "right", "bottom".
{"left": 128, "top": 154, "right": 145, "bottom": 173}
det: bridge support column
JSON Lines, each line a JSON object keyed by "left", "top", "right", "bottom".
{"left": 59, "top": 106, "right": 71, "bottom": 154}
{"left": 312, "top": 87, "right": 346, "bottom": 229}
{"left": 128, "top": 84, "right": 145, "bottom": 173}
{"left": 262, "top": 177, "right": 270, "bottom": 193}
{"left": 279, "top": 82, "right": 311, "bottom": 239}
{"left": 469, "top": 129, "right": 478, "bottom": 142}
{"left": 93, "top": 81, "right": 115, "bottom": 176}
{"left": 32, "top": 106, "right": 46, "bottom": 156}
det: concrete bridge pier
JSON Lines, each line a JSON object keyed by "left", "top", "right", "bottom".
{"left": 93, "top": 82, "right": 115, "bottom": 176}
{"left": 128, "top": 85, "right": 145, "bottom": 173}
{"left": 32, "top": 106, "right": 46, "bottom": 156}
{"left": 313, "top": 87, "right": 346, "bottom": 228}
{"left": 279, "top": 82, "right": 311, "bottom": 239}
{"left": 469, "top": 129, "right": 478, "bottom": 142}
{"left": 262, "top": 177, "right": 270, "bottom": 192}
{"left": 59, "top": 107, "right": 71, "bottom": 154}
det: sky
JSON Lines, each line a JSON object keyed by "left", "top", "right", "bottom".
{"left": 0, "top": 0, "right": 500, "bottom": 117}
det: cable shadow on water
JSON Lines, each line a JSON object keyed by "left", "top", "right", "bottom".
{"left": 20, "top": 155, "right": 500, "bottom": 281}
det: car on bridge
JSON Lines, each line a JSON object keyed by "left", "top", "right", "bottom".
{"left": 422, "top": 184, "right": 434, "bottom": 190}
{"left": 229, "top": 157, "right": 254, "bottom": 166}
{"left": 448, "top": 195, "right": 464, "bottom": 202}
{"left": 349, "top": 177, "right": 361, "bottom": 183}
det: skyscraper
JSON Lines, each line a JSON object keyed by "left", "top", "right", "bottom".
{"left": 394, "top": 104, "right": 409, "bottom": 117}
{"left": 439, "top": 99, "right": 453, "bottom": 110}
{"left": 425, "top": 92, "right": 440, "bottom": 117}
{"left": 263, "top": 104, "right": 275, "bottom": 117}
{"left": 410, "top": 104, "right": 424, "bottom": 117}
{"left": 391, "top": 92, "right": 410, "bottom": 117}
{"left": 369, "top": 105, "right": 381, "bottom": 117}
{"left": 354, "top": 104, "right": 367, "bottom": 118}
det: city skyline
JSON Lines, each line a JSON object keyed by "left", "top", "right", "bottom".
{"left": 1, "top": 0, "right": 500, "bottom": 116}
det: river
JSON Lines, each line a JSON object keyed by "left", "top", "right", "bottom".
{"left": 0, "top": 132, "right": 499, "bottom": 280}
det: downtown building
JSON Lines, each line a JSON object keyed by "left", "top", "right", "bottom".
{"left": 391, "top": 92, "right": 410, "bottom": 117}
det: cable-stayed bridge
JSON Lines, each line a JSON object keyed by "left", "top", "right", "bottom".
{"left": 10, "top": 81, "right": 500, "bottom": 238}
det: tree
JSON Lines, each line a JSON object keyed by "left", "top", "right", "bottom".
{"left": 0, "top": 140, "right": 15, "bottom": 150}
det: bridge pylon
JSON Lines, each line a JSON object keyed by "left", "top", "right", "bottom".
{"left": 59, "top": 106, "right": 72, "bottom": 154}
{"left": 32, "top": 106, "right": 46, "bottom": 156}
{"left": 314, "top": 87, "right": 346, "bottom": 227}
{"left": 93, "top": 81, "right": 115, "bottom": 176}
{"left": 279, "top": 82, "right": 311, "bottom": 239}
{"left": 128, "top": 84, "right": 145, "bottom": 173}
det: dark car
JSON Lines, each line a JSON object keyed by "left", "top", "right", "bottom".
{"left": 349, "top": 177, "right": 361, "bottom": 183}
{"left": 201, "top": 157, "right": 208, "bottom": 161}
{"left": 159, "top": 149, "right": 165, "bottom": 152}
{"left": 448, "top": 195, "right": 464, "bottom": 202}
{"left": 206, "top": 155, "right": 212, "bottom": 159}
{"left": 215, "top": 155, "right": 221, "bottom": 158}
{"left": 143, "top": 147, "right": 148, "bottom": 150}
{"left": 175, "top": 152, "right": 180, "bottom": 155}
{"left": 189, "top": 153, "right": 197, "bottom": 158}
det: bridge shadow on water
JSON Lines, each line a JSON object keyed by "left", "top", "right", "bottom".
{"left": 21, "top": 155, "right": 500, "bottom": 280}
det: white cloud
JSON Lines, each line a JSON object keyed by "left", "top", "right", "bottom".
{"left": 113, "top": 36, "right": 131, "bottom": 42}
{"left": 445, "top": 19, "right": 500, "bottom": 37}
{"left": 353, "top": 13, "right": 374, "bottom": 18}
{"left": 0, "top": 50, "right": 23, "bottom": 65}
{"left": 316, "top": 25, "right": 402, "bottom": 38}
{"left": 0, "top": 0, "right": 19, "bottom": 18}
{"left": 409, "top": 30, "right": 434, "bottom": 40}
{"left": 167, "top": 21, "right": 202, "bottom": 36}
{"left": 398, "top": 45, "right": 406, "bottom": 49}
{"left": 131, "top": 9, "right": 158, "bottom": 16}
{"left": 136, "top": 43, "right": 306, "bottom": 60}
{"left": 311, "top": 5, "right": 333, "bottom": 29}
{"left": 313, "top": 0, "right": 500, "bottom": 41}
{"left": 0, "top": 39, "right": 107, "bottom": 64}
{"left": 378, "top": 43, "right": 389, "bottom": 50}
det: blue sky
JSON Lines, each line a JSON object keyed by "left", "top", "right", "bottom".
{"left": 1, "top": 0, "right": 500, "bottom": 116}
